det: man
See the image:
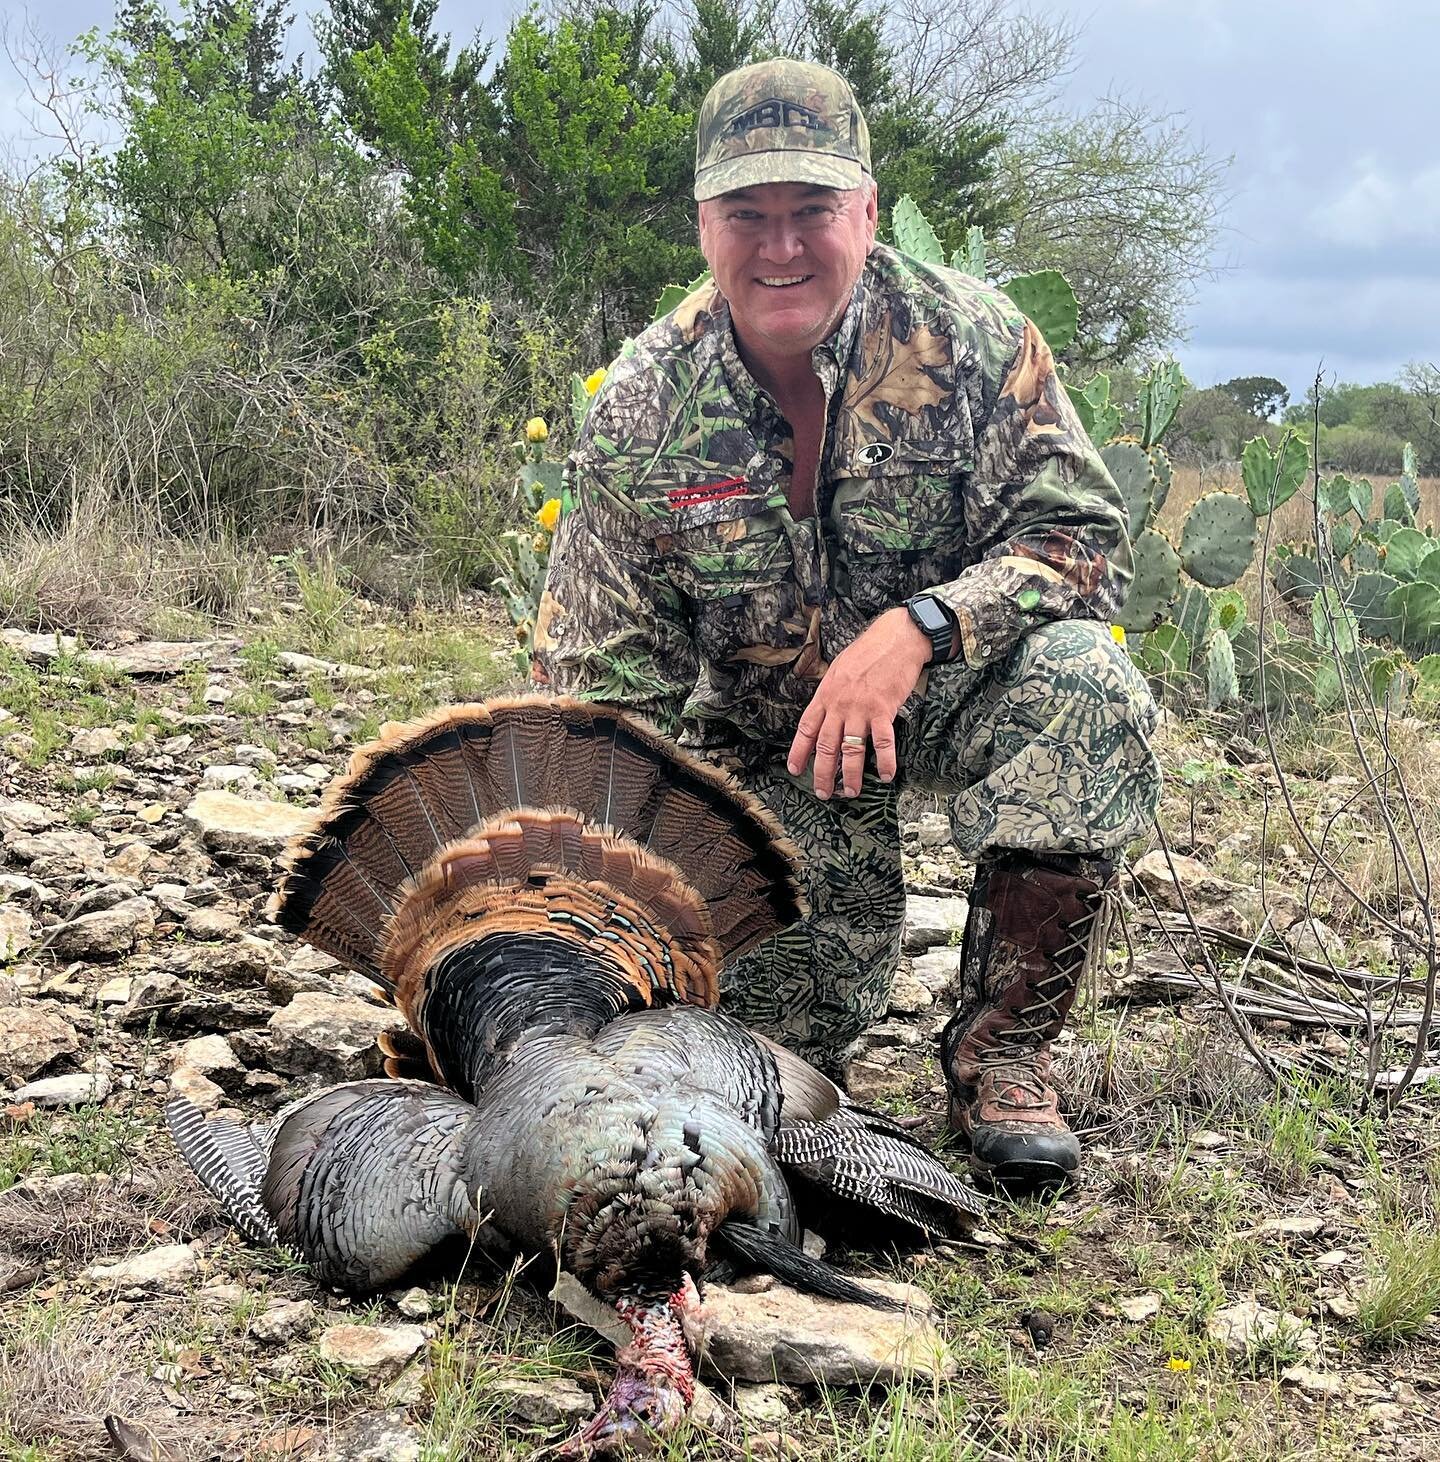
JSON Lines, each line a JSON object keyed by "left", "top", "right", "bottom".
{"left": 536, "top": 59, "right": 1161, "bottom": 1193}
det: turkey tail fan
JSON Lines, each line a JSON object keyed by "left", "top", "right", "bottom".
{"left": 713, "top": 1221, "right": 903, "bottom": 1312}
{"left": 770, "top": 1106, "right": 985, "bottom": 1238}
{"left": 377, "top": 1027, "right": 439, "bottom": 1083}
{"left": 165, "top": 1099, "right": 278, "bottom": 1247}
{"left": 381, "top": 810, "right": 722, "bottom": 1016}
{"left": 270, "top": 696, "right": 805, "bottom": 977}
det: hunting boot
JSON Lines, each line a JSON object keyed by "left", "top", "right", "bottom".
{"left": 940, "top": 851, "right": 1113, "bottom": 1194}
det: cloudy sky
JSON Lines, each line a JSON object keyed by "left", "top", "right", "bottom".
{"left": 5, "top": 0, "right": 1434, "bottom": 402}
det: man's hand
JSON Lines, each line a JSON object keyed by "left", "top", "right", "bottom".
{"left": 787, "top": 606, "right": 932, "bottom": 800}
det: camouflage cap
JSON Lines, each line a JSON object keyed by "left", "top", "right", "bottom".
{"left": 694, "top": 59, "right": 871, "bottom": 202}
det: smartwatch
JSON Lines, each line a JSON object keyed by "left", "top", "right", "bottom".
{"left": 905, "top": 593, "right": 957, "bottom": 666}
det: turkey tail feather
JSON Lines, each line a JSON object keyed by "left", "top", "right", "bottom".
{"left": 271, "top": 697, "right": 804, "bottom": 984}
{"left": 714, "top": 1221, "right": 902, "bottom": 1312}
{"left": 165, "top": 1098, "right": 279, "bottom": 1247}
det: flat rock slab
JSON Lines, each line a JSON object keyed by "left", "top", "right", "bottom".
{"left": 0, "top": 1005, "right": 79, "bottom": 1083}
{"left": 185, "top": 789, "right": 313, "bottom": 856}
{"left": 84, "top": 1243, "right": 198, "bottom": 1291}
{"left": 12, "top": 1070, "right": 113, "bottom": 1108}
{"left": 696, "top": 1280, "right": 953, "bottom": 1386}
{"left": 48, "top": 896, "right": 156, "bottom": 960}
{"left": 268, "top": 993, "right": 407, "bottom": 1080}
{"left": 319, "top": 1324, "right": 427, "bottom": 1381}
{"left": 902, "top": 896, "right": 969, "bottom": 954}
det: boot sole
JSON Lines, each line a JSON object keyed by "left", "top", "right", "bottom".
{"left": 968, "top": 1153, "right": 1077, "bottom": 1197}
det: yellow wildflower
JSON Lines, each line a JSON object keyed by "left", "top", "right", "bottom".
{"left": 1166, "top": 1357, "right": 1192, "bottom": 1372}
{"left": 535, "top": 499, "right": 562, "bottom": 532}
{"left": 1110, "top": 624, "right": 1127, "bottom": 647}
{"left": 525, "top": 416, "right": 549, "bottom": 443}
{"left": 584, "top": 368, "right": 607, "bottom": 396}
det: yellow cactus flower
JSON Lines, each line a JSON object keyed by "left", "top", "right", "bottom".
{"left": 1110, "top": 624, "right": 1127, "bottom": 647}
{"left": 525, "top": 416, "right": 549, "bottom": 443}
{"left": 584, "top": 368, "right": 607, "bottom": 396}
{"left": 535, "top": 498, "right": 562, "bottom": 532}
{"left": 1166, "top": 1357, "right": 1192, "bottom": 1372}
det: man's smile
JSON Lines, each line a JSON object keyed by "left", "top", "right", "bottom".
{"left": 757, "top": 274, "right": 814, "bottom": 287}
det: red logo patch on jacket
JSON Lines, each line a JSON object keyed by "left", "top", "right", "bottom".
{"left": 665, "top": 477, "right": 748, "bottom": 510}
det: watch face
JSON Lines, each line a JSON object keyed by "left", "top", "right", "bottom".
{"left": 910, "top": 596, "right": 949, "bottom": 633}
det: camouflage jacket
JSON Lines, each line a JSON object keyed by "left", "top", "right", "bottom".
{"left": 536, "top": 244, "right": 1130, "bottom": 748}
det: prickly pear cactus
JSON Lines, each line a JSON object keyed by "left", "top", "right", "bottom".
{"left": 1180, "top": 492, "right": 1259, "bottom": 588}
{"left": 1117, "top": 529, "right": 1181, "bottom": 633}
{"left": 1000, "top": 270, "right": 1079, "bottom": 354}
{"left": 1101, "top": 441, "right": 1158, "bottom": 539}
{"left": 1242, "top": 433, "right": 1308, "bottom": 516}
{"left": 1148, "top": 444, "right": 1173, "bottom": 516}
{"left": 1140, "top": 361, "right": 1184, "bottom": 450}
{"left": 1206, "top": 628, "right": 1238, "bottom": 708}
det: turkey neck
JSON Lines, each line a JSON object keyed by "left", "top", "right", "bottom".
{"left": 417, "top": 931, "right": 647, "bottom": 1099}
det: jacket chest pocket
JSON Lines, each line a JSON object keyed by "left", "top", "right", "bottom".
{"left": 831, "top": 467, "right": 970, "bottom": 607}
{"left": 835, "top": 470, "right": 969, "bottom": 561}
{"left": 646, "top": 493, "right": 794, "bottom": 601}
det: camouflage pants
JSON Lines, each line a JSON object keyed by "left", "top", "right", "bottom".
{"left": 717, "top": 619, "right": 1161, "bottom": 1069}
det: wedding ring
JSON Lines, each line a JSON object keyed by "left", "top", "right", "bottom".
{"left": 841, "top": 734, "right": 866, "bottom": 747}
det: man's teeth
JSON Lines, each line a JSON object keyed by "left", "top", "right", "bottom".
{"left": 758, "top": 276, "right": 810, "bottom": 286}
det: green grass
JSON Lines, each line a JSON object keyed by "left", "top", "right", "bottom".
{"left": 1356, "top": 1220, "right": 1440, "bottom": 1346}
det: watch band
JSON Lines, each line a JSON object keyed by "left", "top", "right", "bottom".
{"left": 905, "top": 593, "right": 957, "bottom": 666}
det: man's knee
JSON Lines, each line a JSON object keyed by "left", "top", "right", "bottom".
{"left": 1003, "top": 619, "right": 1158, "bottom": 741}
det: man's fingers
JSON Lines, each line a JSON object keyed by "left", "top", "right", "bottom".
{"left": 787, "top": 702, "right": 825, "bottom": 775}
{"left": 839, "top": 724, "right": 867, "bottom": 798}
{"left": 872, "top": 719, "right": 898, "bottom": 784}
{"left": 810, "top": 713, "right": 845, "bottom": 802}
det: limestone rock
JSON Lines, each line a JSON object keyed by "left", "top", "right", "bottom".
{"left": 1130, "top": 851, "right": 1236, "bottom": 914}
{"left": 1206, "top": 1299, "right": 1315, "bottom": 1358}
{"left": 70, "top": 726, "right": 125, "bottom": 759}
{"left": 696, "top": 1280, "right": 952, "bottom": 1386}
{"left": 12, "top": 1069, "right": 112, "bottom": 1108}
{"left": 4, "top": 829, "right": 106, "bottom": 873}
{"left": 732, "top": 1382, "right": 793, "bottom": 1424}
{"left": 268, "top": 993, "right": 406, "bottom": 1080}
{"left": 251, "top": 1298, "right": 318, "bottom": 1345}
{"left": 48, "top": 896, "right": 156, "bottom": 960}
{"left": 0, "top": 800, "right": 58, "bottom": 834}
{"left": 886, "top": 967, "right": 934, "bottom": 1015}
{"left": 202, "top": 764, "right": 259, "bottom": 790}
{"left": 318, "top": 1324, "right": 427, "bottom": 1381}
{"left": 168, "top": 1064, "right": 226, "bottom": 1112}
{"left": 176, "top": 1034, "right": 245, "bottom": 1091}
{"left": 185, "top": 906, "right": 242, "bottom": 939}
{"left": 324, "top": 1410, "right": 421, "bottom": 1462}
{"left": 0, "top": 905, "right": 34, "bottom": 959}
{"left": 0, "top": 1005, "right": 79, "bottom": 1082}
{"left": 184, "top": 789, "right": 312, "bottom": 857}
{"left": 909, "top": 947, "right": 967, "bottom": 996}
{"left": 84, "top": 1243, "right": 198, "bottom": 1291}
{"left": 902, "top": 896, "right": 970, "bottom": 953}
{"left": 393, "top": 1287, "right": 432, "bottom": 1320}
{"left": 1281, "top": 1364, "right": 1343, "bottom": 1397}
{"left": 1117, "top": 1292, "right": 1162, "bottom": 1323}
{"left": 490, "top": 1375, "right": 596, "bottom": 1426}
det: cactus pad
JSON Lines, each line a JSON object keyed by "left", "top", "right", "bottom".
{"left": 1175, "top": 584, "right": 1213, "bottom": 647}
{"left": 1148, "top": 444, "right": 1173, "bottom": 516}
{"left": 1181, "top": 492, "right": 1259, "bottom": 587}
{"left": 1210, "top": 588, "right": 1247, "bottom": 636}
{"left": 1001, "top": 269, "right": 1079, "bottom": 354}
{"left": 1413, "top": 653, "right": 1440, "bottom": 712}
{"left": 1102, "top": 441, "right": 1158, "bottom": 539}
{"left": 1347, "top": 571, "right": 1401, "bottom": 641}
{"left": 1387, "top": 582, "right": 1440, "bottom": 653}
{"left": 1383, "top": 481, "right": 1416, "bottom": 527}
{"left": 1117, "top": 528, "right": 1181, "bottom": 633}
{"left": 892, "top": 195, "right": 945, "bottom": 265}
{"left": 1139, "top": 623, "right": 1190, "bottom": 679}
{"left": 1382, "top": 526, "right": 1436, "bottom": 582}
{"left": 1140, "top": 361, "right": 1184, "bottom": 449}
{"left": 1242, "top": 433, "right": 1308, "bottom": 517}
{"left": 1206, "top": 628, "right": 1238, "bottom": 708}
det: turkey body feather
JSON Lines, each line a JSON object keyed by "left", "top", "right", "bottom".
{"left": 167, "top": 696, "right": 982, "bottom": 1454}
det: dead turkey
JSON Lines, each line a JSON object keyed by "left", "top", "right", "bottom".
{"left": 167, "top": 696, "right": 982, "bottom": 1453}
